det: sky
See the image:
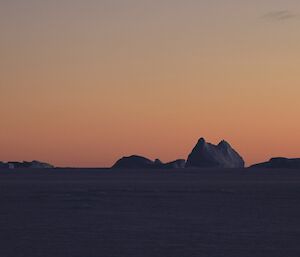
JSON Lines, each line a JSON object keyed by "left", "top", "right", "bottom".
{"left": 1, "top": 0, "right": 300, "bottom": 167}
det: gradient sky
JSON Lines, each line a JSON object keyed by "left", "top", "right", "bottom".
{"left": 1, "top": 0, "right": 300, "bottom": 167}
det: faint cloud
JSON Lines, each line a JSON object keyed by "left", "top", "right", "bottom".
{"left": 262, "top": 10, "right": 298, "bottom": 21}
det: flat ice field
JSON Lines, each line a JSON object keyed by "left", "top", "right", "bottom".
{"left": 0, "top": 168, "right": 300, "bottom": 257}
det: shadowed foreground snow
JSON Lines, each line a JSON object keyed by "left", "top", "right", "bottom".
{"left": 0, "top": 168, "right": 300, "bottom": 257}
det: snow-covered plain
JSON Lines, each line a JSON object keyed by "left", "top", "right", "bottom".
{"left": 0, "top": 168, "right": 299, "bottom": 257}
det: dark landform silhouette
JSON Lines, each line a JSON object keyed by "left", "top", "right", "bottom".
{"left": 250, "top": 157, "right": 300, "bottom": 169}
{"left": 0, "top": 138, "right": 299, "bottom": 170}
{"left": 113, "top": 137, "right": 245, "bottom": 169}
{"left": 112, "top": 155, "right": 185, "bottom": 169}
{"left": 0, "top": 160, "right": 54, "bottom": 169}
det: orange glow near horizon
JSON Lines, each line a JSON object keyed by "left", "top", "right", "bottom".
{"left": 1, "top": 1, "right": 300, "bottom": 167}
